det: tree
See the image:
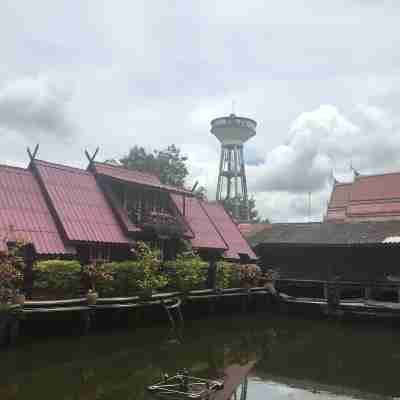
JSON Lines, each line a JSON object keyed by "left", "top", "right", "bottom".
{"left": 222, "top": 197, "right": 266, "bottom": 222}
{"left": 114, "top": 145, "right": 208, "bottom": 199}
{"left": 119, "top": 144, "right": 188, "bottom": 187}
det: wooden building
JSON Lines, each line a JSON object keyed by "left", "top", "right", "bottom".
{"left": 0, "top": 151, "right": 256, "bottom": 264}
{"left": 249, "top": 221, "right": 400, "bottom": 282}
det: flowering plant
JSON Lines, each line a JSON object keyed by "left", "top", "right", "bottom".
{"left": 83, "top": 259, "right": 114, "bottom": 291}
{"left": 237, "top": 264, "right": 262, "bottom": 288}
{"left": 0, "top": 240, "right": 26, "bottom": 304}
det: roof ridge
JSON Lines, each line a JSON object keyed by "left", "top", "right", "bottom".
{"left": 34, "top": 159, "right": 91, "bottom": 175}
{"left": 0, "top": 164, "right": 29, "bottom": 173}
{"left": 334, "top": 182, "right": 353, "bottom": 186}
{"left": 356, "top": 170, "right": 400, "bottom": 179}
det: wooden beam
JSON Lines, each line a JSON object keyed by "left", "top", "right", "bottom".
{"left": 27, "top": 144, "right": 40, "bottom": 161}
{"left": 84, "top": 147, "right": 100, "bottom": 165}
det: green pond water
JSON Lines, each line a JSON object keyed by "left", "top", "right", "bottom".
{"left": 1, "top": 313, "right": 400, "bottom": 399}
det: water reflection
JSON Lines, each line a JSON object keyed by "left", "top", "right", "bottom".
{"left": 0, "top": 315, "right": 399, "bottom": 399}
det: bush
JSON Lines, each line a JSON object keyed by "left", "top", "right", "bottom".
{"left": 165, "top": 252, "right": 208, "bottom": 292}
{"left": 92, "top": 242, "right": 170, "bottom": 297}
{"left": 33, "top": 260, "right": 82, "bottom": 298}
{"left": 95, "top": 261, "right": 143, "bottom": 296}
{"left": 0, "top": 240, "right": 26, "bottom": 304}
{"left": 216, "top": 261, "right": 240, "bottom": 289}
{"left": 132, "top": 242, "right": 169, "bottom": 293}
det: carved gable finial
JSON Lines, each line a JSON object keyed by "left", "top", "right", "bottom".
{"left": 84, "top": 147, "right": 100, "bottom": 166}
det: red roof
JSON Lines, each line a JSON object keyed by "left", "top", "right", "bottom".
{"left": 202, "top": 202, "right": 257, "bottom": 260}
{"left": 92, "top": 162, "right": 192, "bottom": 195}
{"left": 0, "top": 165, "right": 72, "bottom": 255}
{"left": 171, "top": 195, "right": 228, "bottom": 251}
{"left": 327, "top": 173, "right": 400, "bottom": 221}
{"left": 350, "top": 172, "right": 400, "bottom": 202}
{"left": 33, "top": 160, "right": 130, "bottom": 244}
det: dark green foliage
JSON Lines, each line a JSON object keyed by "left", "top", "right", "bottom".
{"left": 164, "top": 252, "right": 208, "bottom": 292}
{"left": 118, "top": 144, "right": 188, "bottom": 188}
{"left": 33, "top": 260, "right": 83, "bottom": 298}
{"left": 95, "top": 261, "right": 142, "bottom": 296}
{"left": 215, "top": 261, "right": 240, "bottom": 289}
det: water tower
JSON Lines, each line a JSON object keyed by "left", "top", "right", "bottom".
{"left": 210, "top": 113, "right": 257, "bottom": 221}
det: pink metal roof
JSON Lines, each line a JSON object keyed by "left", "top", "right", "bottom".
{"left": 347, "top": 202, "right": 400, "bottom": 216}
{"left": 33, "top": 160, "right": 130, "bottom": 245}
{"left": 202, "top": 202, "right": 257, "bottom": 260}
{"left": 0, "top": 165, "right": 72, "bottom": 255}
{"left": 92, "top": 162, "right": 192, "bottom": 195}
{"left": 350, "top": 173, "right": 400, "bottom": 202}
{"left": 171, "top": 195, "right": 227, "bottom": 251}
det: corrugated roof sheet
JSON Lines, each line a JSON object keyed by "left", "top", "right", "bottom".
{"left": 350, "top": 172, "right": 400, "bottom": 202}
{"left": 0, "top": 165, "right": 72, "bottom": 255}
{"left": 202, "top": 202, "right": 257, "bottom": 260}
{"left": 171, "top": 195, "right": 227, "bottom": 251}
{"left": 33, "top": 160, "right": 130, "bottom": 245}
{"left": 250, "top": 221, "right": 400, "bottom": 247}
{"left": 326, "top": 173, "right": 400, "bottom": 221}
{"left": 92, "top": 162, "right": 192, "bottom": 195}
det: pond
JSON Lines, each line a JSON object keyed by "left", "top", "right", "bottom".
{"left": 0, "top": 313, "right": 399, "bottom": 399}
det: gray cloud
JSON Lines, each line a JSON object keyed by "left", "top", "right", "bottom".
{"left": 0, "top": 76, "right": 75, "bottom": 142}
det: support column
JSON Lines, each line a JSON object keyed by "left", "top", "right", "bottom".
{"left": 365, "top": 286, "right": 372, "bottom": 301}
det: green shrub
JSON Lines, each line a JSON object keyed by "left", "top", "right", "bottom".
{"left": 33, "top": 260, "right": 82, "bottom": 297}
{"left": 165, "top": 252, "right": 208, "bottom": 292}
{"left": 216, "top": 261, "right": 240, "bottom": 289}
{"left": 96, "top": 242, "right": 169, "bottom": 296}
{"left": 96, "top": 261, "right": 143, "bottom": 296}
{"left": 132, "top": 242, "right": 169, "bottom": 293}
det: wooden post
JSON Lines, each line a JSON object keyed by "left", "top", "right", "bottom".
{"left": 323, "top": 282, "right": 329, "bottom": 300}
{"left": 207, "top": 257, "right": 217, "bottom": 290}
{"left": 80, "top": 309, "right": 92, "bottom": 335}
{"left": 0, "top": 315, "right": 7, "bottom": 346}
{"left": 241, "top": 289, "right": 249, "bottom": 313}
{"left": 365, "top": 286, "right": 372, "bottom": 301}
{"left": 397, "top": 285, "right": 400, "bottom": 303}
{"left": 208, "top": 298, "right": 215, "bottom": 314}
{"left": 9, "top": 316, "right": 19, "bottom": 345}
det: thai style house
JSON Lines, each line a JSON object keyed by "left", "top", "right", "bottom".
{"left": 0, "top": 149, "right": 256, "bottom": 265}
{"left": 326, "top": 172, "right": 400, "bottom": 222}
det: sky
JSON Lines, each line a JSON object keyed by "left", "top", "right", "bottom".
{"left": 1, "top": 1, "right": 400, "bottom": 222}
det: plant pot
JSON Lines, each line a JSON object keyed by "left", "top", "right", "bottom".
{"left": 86, "top": 291, "right": 98, "bottom": 305}
{"left": 13, "top": 293, "right": 25, "bottom": 306}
